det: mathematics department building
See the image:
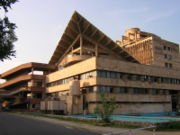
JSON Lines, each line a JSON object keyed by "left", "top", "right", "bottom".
{"left": 1, "top": 12, "right": 180, "bottom": 114}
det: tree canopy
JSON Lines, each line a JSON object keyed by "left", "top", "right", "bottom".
{"left": 0, "top": 0, "right": 18, "bottom": 61}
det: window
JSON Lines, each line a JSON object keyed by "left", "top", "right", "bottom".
{"left": 165, "top": 63, "right": 173, "bottom": 68}
{"left": 133, "top": 88, "right": 148, "bottom": 94}
{"left": 165, "top": 63, "right": 168, "bottom": 68}
{"left": 169, "top": 63, "right": 172, "bottom": 68}
{"left": 168, "top": 47, "right": 171, "bottom": 51}
{"left": 164, "top": 54, "right": 172, "bottom": 60}
{"left": 99, "top": 71, "right": 107, "bottom": 78}
{"left": 110, "top": 72, "right": 116, "bottom": 78}
{"left": 85, "top": 87, "right": 93, "bottom": 93}
{"left": 152, "top": 89, "right": 159, "bottom": 95}
{"left": 168, "top": 55, "right": 172, "bottom": 60}
{"left": 110, "top": 87, "right": 114, "bottom": 93}
{"left": 99, "top": 86, "right": 110, "bottom": 93}
{"left": 116, "top": 72, "right": 122, "bottom": 79}
{"left": 164, "top": 46, "right": 166, "bottom": 50}
{"left": 127, "top": 74, "right": 132, "bottom": 80}
{"left": 106, "top": 71, "right": 111, "bottom": 78}
{"left": 116, "top": 87, "right": 128, "bottom": 93}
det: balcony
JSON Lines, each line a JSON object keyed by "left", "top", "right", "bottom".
{"left": 0, "top": 75, "right": 45, "bottom": 89}
{"left": 59, "top": 54, "right": 91, "bottom": 67}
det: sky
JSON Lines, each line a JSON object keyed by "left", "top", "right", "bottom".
{"left": 0, "top": 0, "right": 180, "bottom": 73}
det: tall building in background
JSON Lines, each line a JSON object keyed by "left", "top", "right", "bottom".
{"left": 116, "top": 28, "right": 180, "bottom": 69}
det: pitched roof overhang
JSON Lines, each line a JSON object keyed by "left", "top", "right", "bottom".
{"left": 49, "top": 11, "right": 139, "bottom": 65}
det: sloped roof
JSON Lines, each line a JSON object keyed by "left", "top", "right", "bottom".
{"left": 49, "top": 11, "right": 139, "bottom": 65}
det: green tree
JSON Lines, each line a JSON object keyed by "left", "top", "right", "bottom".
{"left": 94, "top": 93, "right": 118, "bottom": 123}
{"left": 0, "top": 0, "right": 18, "bottom": 61}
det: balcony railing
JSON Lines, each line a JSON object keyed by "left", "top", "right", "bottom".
{"left": 60, "top": 54, "right": 91, "bottom": 67}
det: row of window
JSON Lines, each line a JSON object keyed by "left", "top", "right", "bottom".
{"left": 47, "top": 77, "right": 74, "bottom": 87}
{"left": 47, "top": 70, "right": 180, "bottom": 87}
{"left": 83, "top": 86, "right": 169, "bottom": 95}
{"left": 97, "top": 70, "right": 180, "bottom": 85}
{"left": 47, "top": 71, "right": 97, "bottom": 87}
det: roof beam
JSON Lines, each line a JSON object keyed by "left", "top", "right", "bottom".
{"left": 61, "top": 39, "right": 71, "bottom": 46}
{"left": 90, "top": 29, "right": 98, "bottom": 37}
{"left": 112, "top": 45, "right": 119, "bottom": 50}
{"left": 98, "top": 34, "right": 105, "bottom": 42}
{"left": 104, "top": 39, "right": 112, "bottom": 47}
{"left": 82, "top": 23, "right": 91, "bottom": 34}
{"left": 57, "top": 34, "right": 80, "bottom": 64}
{"left": 57, "top": 43, "right": 67, "bottom": 49}
{"left": 70, "top": 19, "right": 80, "bottom": 32}
{"left": 71, "top": 19, "right": 81, "bottom": 33}
{"left": 64, "top": 32, "right": 75, "bottom": 42}
{"left": 68, "top": 26, "right": 79, "bottom": 35}
{"left": 82, "top": 34, "right": 122, "bottom": 59}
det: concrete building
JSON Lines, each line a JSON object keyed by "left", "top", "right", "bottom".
{"left": 116, "top": 28, "right": 180, "bottom": 69}
{"left": 45, "top": 12, "right": 180, "bottom": 114}
{"left": 0, "top": 63, "right": 55, "bottom": 110}
{"left": 1, "top": 11, "right": 180, "bottom": 114}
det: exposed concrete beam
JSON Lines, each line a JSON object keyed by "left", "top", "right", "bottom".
{"left": 63, "top": 32, "right": 74, "bottom": 42}
{"left": 90, "top": 29, "right": 98, "bottom": 37}
{"left": 80, "top": 34, "right": 83, "bottom": 56}
{"left": 70, "top": 19, "right": 80, "bottom": 32}
{"left": 61, "top": 39, "right": 71, "bottom": 46}
{"left": 57, "top": 34, "right": 80, "bottom": 65}
{"left": 69, "top": 19, "right": 81, "bottom": 33}
{"left": 82, "top": 34, "right": 122, "bottom": 59}
{"left": 104, "top": 39, "right": 112, "bottom": 47}
{"left": 98, "top": 35, "right": 105, "bottom": 42}
{"left": 82, "top": 23, "right": 91, "bottom": 34}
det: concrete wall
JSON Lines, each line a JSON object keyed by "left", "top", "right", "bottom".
{"left": 96, "top": 57, "right": 180, "bottom": 79}
{"left": 46, "top": 57, "right": 96, "bottom": 83}
{"left": 153, "top": 37, "right": 180, "bottom": 70}
{"left": 86, "top": 93, "right": 172, "bottom": 114}
{"left": 46, "top": 57, "right": 180, "bottom": 114}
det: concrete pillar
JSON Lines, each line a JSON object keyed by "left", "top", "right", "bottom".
{"left": 95, "top": 44, "right": 98, "bottom": 56}
{"left": 80, "top": 35, "right": 83, "bottom": 56}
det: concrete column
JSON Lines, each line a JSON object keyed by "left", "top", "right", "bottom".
{"left": 80, "top": 35, "right": 83, "bottom": 56}
{"left": 31, "top": 68, "right": 34, "bottom": 75}
{"left": 95, "top": 44, "right": 98, "bottom": 56}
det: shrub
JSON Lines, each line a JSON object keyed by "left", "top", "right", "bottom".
{"left": 94, "top": 93, "right": 118, "bottom": 123}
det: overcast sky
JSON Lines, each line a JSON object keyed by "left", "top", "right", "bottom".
{"left": 0, "top": 0, "right": 180, "bottom": 73}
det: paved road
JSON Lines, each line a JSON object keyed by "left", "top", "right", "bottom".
{"left": 0, "top": 112, "right": 100, "bottom": 135}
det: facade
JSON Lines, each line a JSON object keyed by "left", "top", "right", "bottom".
{"left": 0, "top": 62, "right": 55, "bottom": 110}
{"left": 45, "top": 12, "right": 180, "bottom": 114}
{"left": 1, "top": 11, "right": 180, "bottom": 114}
{"left": 116, "top": 28, "right": 180, "bottom": 70}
